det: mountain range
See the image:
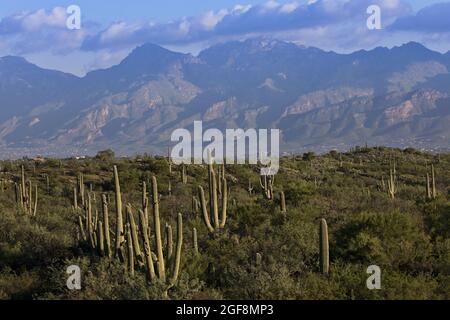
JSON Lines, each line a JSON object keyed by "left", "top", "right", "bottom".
{"left": 1, "top": 38, "right": 450, "bottom": 158}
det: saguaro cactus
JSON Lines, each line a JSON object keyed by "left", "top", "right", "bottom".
{"left": 138, "top": 209, "right": 156, "bottom": 281}
{"left": 126, "top": 204, "right": 144, "bottom": 266}
{"left": 259, "top": 174, "right": 275, "bottom": 200}
{"left": 198, "top": 160, "right": 227, "bottom": 233}
{"left": 280, "top": 191, "right": 286, "bottom": 213}
{"left": 150, "top": 176, "right": 184, "bottom": 295}
{"left": 167, "top": 146, "right": 172, "bottom": 174}
{"left": 78, "top": 215, "right": 87, "bottom": 241}
{"left": 152, "top": 175, "right": 166, "bottom": 282}
{"left": 192, "top": 194, "right": 199, "bottom": 216}
{"left": 97, "top": 220, "right": 104, "bottom": 256}
{"left": 113, "top": 166, "right": 125, "bottom": 259}
{"left": 102, "top": 194, "right": 111, "bottom": 258}
{"left": 387, "top": 163, "right": 397, "bottom": 199}
{"left": 126, "top": 223, "right": 135, "bottom": 276}
{"left": 193, "top": 227, "right": 198, "bottom": 254}
{"left": 431, "top": 164, "right": 437, "bottom": 199}
{"left": 73, "top": 187, "right": 78, "bottom": 210}
{"left": 78, "top": 173, "right": 85, "bottom": 209}
{"left": 142, "top": 181, "right": 149, "bottom": 226}
{"left": 319, "top": 218, "right": 329, "bottom": 275}
{"left": 166, "top": 224, "right": 173, "bottom": 262}
{"left": 181, "top": 165, "right": 187, "bottom": 184}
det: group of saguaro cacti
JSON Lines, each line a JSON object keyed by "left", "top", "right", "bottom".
{"left": 77, "top": 166, "right": 184, "bottom": 296}
{"left": 426, "top": 164, "right": 437, "bottom": 199}
{"left": 259, "top": 174, "right": 275, "bottom": 200}
{"left": 198, "top": 155, "right": 228, "bottom": 234}
{"left": 14, "top": 165, "right": 38, "bottom": 216}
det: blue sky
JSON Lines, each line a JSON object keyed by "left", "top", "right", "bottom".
{"left": 1, "top": 0, "right": 449, "bottom": 75}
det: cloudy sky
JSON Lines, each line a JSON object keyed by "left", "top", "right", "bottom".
{"left": 1, "top": 0, "right": 449, "bottom": 75}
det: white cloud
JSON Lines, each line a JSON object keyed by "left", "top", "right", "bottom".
{"left": 4, "top": 0, "right": 450, "bottom": 57}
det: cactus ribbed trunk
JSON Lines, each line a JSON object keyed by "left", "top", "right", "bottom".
{"left": 87, "top": 193, "right": 96, "bottom": 249}
{"left": 431, "top": 164, "right": 437, "bottom": 199}
{"left": 73, "top": 187, "right": 78, "bottom": 210}
{"left": 78, "top": 215, "right": 87, "bottom": 241}
{"left": 320, "top": 218, "right": 329, "bottom": 275}
{"left": 152, "top": 176, "right": 166, "bottom": 282}
{"left": 139, "top": 209, "right": 156, "bottom": 281}
{"left": 170, "top": 213, "right": 183, "bottom": 286}
{"left": 166, "top": 224, "right": 173, "bottom": 262}
{"left": 97, "top": 220, "right": 104, "bottom": 256}
{"left": 114, "top": 166, "right": 124, "bottom": 259}
{"left": 280, "top": 191, "right": 286, "bottom": 213}
{"left": 142, "top": 181, "right": 149, "bottom": 227}
{"left": 126, "top": 223, "right": 135, "bottom": 276}
{"left": 33, "top": 184, "right": 38, "bottom": 216}
{"left": 193, "top": 227, "right": 198, "bottom": 254}
{"left": 199, "top": 157, "right": 228, "bottom": 233}
{"left": 21, "top": 165, "right": 26, "bottom": 205}
{"left": 220, "top": 177, "right": 227, "bottom": 228}
{"left": 102, "top": 194, "right": 111, "bottom": 258}
{"left": 199, "top": 186, "right": 214, "bottom": 233}
{"left": 126, "top": 204, "right": 144, "bottom": 266}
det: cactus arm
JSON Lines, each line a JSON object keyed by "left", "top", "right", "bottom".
{"left": 220, "top": 177, "right": 227, "bottom": 228}
{"left": 166, "top": 224, "right": 173, "bottom": 263}
{"left": 199, "top": 186, "right": 214, "bottom": 233}
{"left": 33, "top": 184, "right": 38, "bottom": 216}
{"left": 211, "top": 168, "right": 219, "bottom": 229}
{"left": 113, "top": 166, "right": 124, "bottom": 258}
{"left": 138, "top": 209, "right": 156, "bottom": 281}
{"left": 152, "top": 176, "right": 166, "bottom": 282}
{"left": 170, "top": 213, "right": 183, "bottom": 286}
{"left": 127, "top": 204, "right": 144, "bottom": 266}
{"left": 193, "top": 227, "right": 198, "bottom": 254}
{"left": 78, "top": 215, "right": 87, "bottom": 241}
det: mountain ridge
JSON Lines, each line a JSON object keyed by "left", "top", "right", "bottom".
{"left": 0, "top": 39, "right": 449, "bottom": 158}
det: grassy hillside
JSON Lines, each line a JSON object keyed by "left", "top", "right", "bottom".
{"left": 0, "top": 146, "right": 449, "bottom": 300}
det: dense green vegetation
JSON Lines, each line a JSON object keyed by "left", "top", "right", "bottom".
{"left": 0, "top": 147, "right": 449, "bottom": 300}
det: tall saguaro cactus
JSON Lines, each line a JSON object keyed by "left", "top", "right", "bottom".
{"left": 198, "top": 158, "right": 227, "bottom": 233}
{"left": 102, "top": 194, "right": 111, "bottom": 258}
{"left": 78, "top": 173, "right": 85, "bottom": 209}
{"left": 319, "top": 218, "right": 329, "bottom": 275}
{"left": 113, "top": 165, "right": 125, "bottom": 259}
{"left": 150, "top": 176, "right": 183, "bottom": 296}
{"left": 280, "top": 191, "right": 286, "bottom": 213}
{"left": 142, "top": 181, "right": 149, "bottom": 226}
{"left": 181, "top": 165, "right": 187, "bottom": 184}
{"left": 126, "top": 204, "right": 144, "bottom": 266}
{"left": 152, "top": 175, "right": 166, "bottom": 282}
{"left": 138, "top": 208, "right": 156, "bottom": 281}
{"left": 431, "top": 164, "right": 437, "bottom": 199}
